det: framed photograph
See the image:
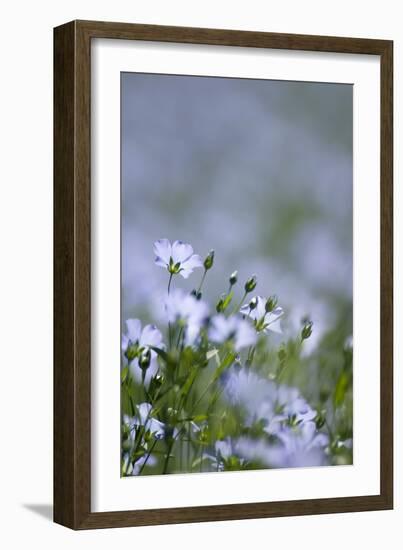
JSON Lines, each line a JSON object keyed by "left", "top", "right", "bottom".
{"left": 54, "top": 20, "right": 393, "bottom": 529}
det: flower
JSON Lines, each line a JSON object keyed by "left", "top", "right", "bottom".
{"left": 122, "top": 452, "right": 157, "bottom": 476}
{"left": 165, "top": 288, "right": 209, "bottom": 345}
{"left": 207, "top": 437, "right": 245, "bottom": 471}
{"left": 134, "top": 402, "right": 166, "bottom": 439}
{"left": 121, "top": 319, "right": 164, "bottom": 386}
{"left": 223, "top": 367, "right": 276, "bottom": 419}
{"left": 154, "top": 238, "right": 203, "bottom": 279}
{"left": 208, "top": 314, "right": 257, "bottom": 351}
{"left": 240, "top": 295, "right": 284, "bottom": 334}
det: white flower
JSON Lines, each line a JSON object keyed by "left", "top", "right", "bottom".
{"left": 121, "top": 319, "right": 164, "bottom": 386}
{"left": 208, "top": 314, "right": 257, "bottom": 351}
{"left": 165, "top": 288, "right": 209, "bottom": 345}
{"left": 240, "top": 296, "right": 284, "bottom": 334}
{"left": 154, "top": 238, "right": 203, "bottom": 279}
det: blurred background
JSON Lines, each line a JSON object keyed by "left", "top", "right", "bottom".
{"left": 121, "top": 72, "right": 353, "bottom": 352}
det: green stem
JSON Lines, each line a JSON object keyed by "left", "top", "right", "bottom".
{"left": 231, "top": 291, "right": 247, "bottom": 316}
{"left": 138, "top": 439, "right": 157, "bottom": 475}
{"left": 167, "top": 273, "right": 174, "bottom": 349}
{"left": 197, "top": 269, "right": 207, "bottom": 293}
{"left": 167, "top": 272, "right": 173, "bottom": 294}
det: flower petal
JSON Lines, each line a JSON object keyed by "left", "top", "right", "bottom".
{"left": 171, "top": 240, "right": 194, "bottom": 263}
{"left": 155, "top": 256, "right": 168, "bottom": 268}
{"left": 153, "top": 239, "right": 172, "bottom": 264}
{"left": 125, "top": 319, "right": 142, "bottom": 343}
{"left": 140, "top": 324, "right": 164, "bottom": 349}
{"left": 235, "top": 319, "right": 257, "bottom": 350}
{"left": 180, "top": 254, "right": 203, "bottom": 278}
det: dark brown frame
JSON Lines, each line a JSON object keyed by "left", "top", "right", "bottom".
{"left": 54, "top": 20, "right": 393, "bottom": 530}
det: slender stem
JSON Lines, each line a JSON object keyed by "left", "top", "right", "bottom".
{"left": 138, "top": 439, "right": 157, "bottom": 475}
{"left": 197, "top": 269, "right": 207, "bottom": 293}
{"left": 162, "top": 439, "right": 175, "bottom": 474}
{"left": 167, "top": 272, "right": 173, "bottom": 294}
{"left": 231, "top": 291, "right": 247, "bottom": 315}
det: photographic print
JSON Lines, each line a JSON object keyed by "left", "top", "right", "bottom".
{"left": 120, "top": 72, "right": 353, "bottom": 477}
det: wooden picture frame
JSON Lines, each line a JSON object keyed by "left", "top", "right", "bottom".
{"left": 54, "top": 19, "right": 393, "bottom": 529}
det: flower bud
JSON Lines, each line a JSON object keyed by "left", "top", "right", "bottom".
{"left": 244, "top": 275, "right": 257, "bottom": 293}
{"left": 203, "top": 250, "right": 215, "bottom": 271}
{"left": 249, "top": 297, "right": 258, "bottom": 310}
{"left": 229, "top": 270, "right": 238, "bottom": 286}
{"left": 139, "top": 347, "right": 151, "bottom": 370}
{"left": 216, "top": 297, "right": 224, "bottom": 313}
{"left": 265, "top": 295, "right": 278, "bottom": 313}
{"left": 301, "top": 321, "right": 313, "bottom": 340}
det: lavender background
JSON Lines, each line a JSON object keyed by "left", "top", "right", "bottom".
{"left": 121, "top": 73, "right": 353, "bottom": 348}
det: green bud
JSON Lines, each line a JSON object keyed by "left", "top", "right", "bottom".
{"left": 203, "top": 250, "right": 215, "bottom": 271}
{"left": 216, "top": 297, "right": 225, "bottom": 313}
{"left": 139, "top": 347, "right": 151, "bottom": 370}
{"left": 301, "top": 321, "right": 313, "bottom": 340}
{"left": 124, "top": 340, "right": 138, "bottom": 362}
{"left": 229, "top": 270, "right": 238, "bottom": 286}
{"left": 315, "top": 410, "right": 327, "bottom": 430}
{"left": 265, "top": 294, "right": 278, "bottom": 313}
{"left": 244, "top": 275, "right": 257, "bottom": 293}
{"left": 249, "top": 297, "right": 258, "bottom": 310}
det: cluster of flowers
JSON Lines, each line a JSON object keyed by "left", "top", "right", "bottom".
{"left": 121, "top": 239, "right": 329, "bottom": 476}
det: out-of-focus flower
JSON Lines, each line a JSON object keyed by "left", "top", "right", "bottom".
{"left": 240, "top": 295, "right": 284, "bottom": 334}
{"left": 154, "top": 238, "right": 203, "bottom": 279}
{"left": 208, "top": 314, "right": 257, "bottom": 351}
{"left": 121, "top": 319, "right": 164, "bottom": 386}
{"left": 271, "top": 385, "right": 317, "bottom": 428}
{"left": 223, "top": 367, "right": 275, "bottom": 417}
{"left": 207, "top": 437, "right": 244, "bottom": 471}
{"left": 236, "top": 420, "right": 329, "bottom": 469}
{"left": 165, "top": 288, "right": 209, "bottom": 345}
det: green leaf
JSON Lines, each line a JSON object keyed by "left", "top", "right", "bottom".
{"left": 149, "top": 346, "right": 170, "bottom": 363}
{"left": 213, "top": 352, "right": 236, "bottom": 381}
{"left": 121, "top": 366, "right": 129, "bottom": 383}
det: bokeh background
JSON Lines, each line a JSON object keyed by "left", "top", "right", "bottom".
{"left": 121, "top": 72, "right": 353, "bottom": 352}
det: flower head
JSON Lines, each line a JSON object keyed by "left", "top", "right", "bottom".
{"left": 121, "top": 319, "right": 164, "bottom": 386}
{"left": 208, "top": 314, "right": 257, "bottom": 351}
{"left": 154, "top": 239, "right": 203, "bottom": 279}
{"left": 240, "top": 295, "right": 284, "bottom": 334}
{"left": 165, "top": 288, "right": 209, "bottom": 345}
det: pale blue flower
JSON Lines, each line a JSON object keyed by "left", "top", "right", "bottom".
{"left": 165, "top": 288, "right": 209, "bottom": 345}
{"left": 240, "top": 295, "right": 284, "bottom": 334}
{"left": 208, "top": 314, "right": 257, "bottom": 351}
{"left": 135, "top": 402, "right": 165, "bottom": 439}
{"left": 154, "top": 238, "right": 203, "bottom": 278}
{"left": 207, "top": 437, "right": 244, "bottom": 471}
{"left": 121, "top": 319, "right": 164, "bottom": 386}
{"left": 236, "top": 422, "right": 329, "bottom": 469}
